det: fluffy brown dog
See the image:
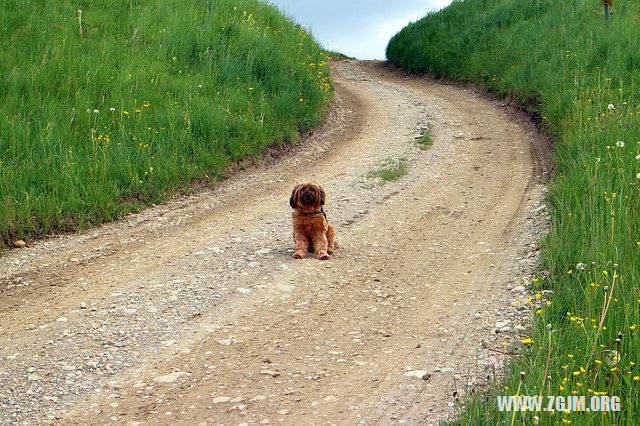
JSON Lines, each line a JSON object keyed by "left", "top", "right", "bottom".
{"left": 290, "top": 182, "right": 336, "bottom": 260}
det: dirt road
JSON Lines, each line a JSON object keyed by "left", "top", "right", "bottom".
{"left": 0, "top": 61, "right": 551, "bottom": 425}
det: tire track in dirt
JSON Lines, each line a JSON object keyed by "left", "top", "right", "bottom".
{"left": 0, "top": 61, "right": 550, "bottom": 424}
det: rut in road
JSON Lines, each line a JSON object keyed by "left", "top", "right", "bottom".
{"left": 0, "top": 61, "right": 551, "bottom": 424}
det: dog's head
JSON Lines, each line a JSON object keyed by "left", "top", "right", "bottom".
{"left": 290, "top": 182, "right": 326, "bottom": 210}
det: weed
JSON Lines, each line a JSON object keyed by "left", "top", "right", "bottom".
{"left": 368, "top": 158, "right": 408, "bottom": 183}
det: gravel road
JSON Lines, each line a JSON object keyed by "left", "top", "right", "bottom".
{"left": 0, "top": 60, "right": 551, "bottom": 425}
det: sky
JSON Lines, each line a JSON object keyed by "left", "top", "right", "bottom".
{"left": 267, "top": 0, "right": 453, "bottom": 60}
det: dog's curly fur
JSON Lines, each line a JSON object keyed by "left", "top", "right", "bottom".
{"left": 289, "top": 182, "right": 336, "bottom": 260}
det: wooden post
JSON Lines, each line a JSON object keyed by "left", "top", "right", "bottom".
{"left": 602, "top": 0, "right": 612, "bottom": 24}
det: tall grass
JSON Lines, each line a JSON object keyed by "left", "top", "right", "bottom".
{"left": 388, "top": 0, "right": 640, "bottom": 424}
{"left": 0, "top": 0, "right": 333, "bottom": 247}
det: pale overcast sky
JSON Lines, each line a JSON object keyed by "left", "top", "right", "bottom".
{"left": 267, "top": 0, "right": 453, "bottom": 60}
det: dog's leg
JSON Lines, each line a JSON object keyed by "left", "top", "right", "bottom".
{"left": 293, "top": 231, "right": 309, "bottom": 259}
{"left": 312, "top": 233, "right": 329, "bottom": 260}
{"left": 326, "top": 224, "right": 336, "bottom": 255}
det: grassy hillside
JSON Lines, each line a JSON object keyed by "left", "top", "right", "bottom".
{"left": 0, "top": 0, "right": 333, "bottom": 248}
{"left": 389, "top": 0, "right": 639, "bottom": 424}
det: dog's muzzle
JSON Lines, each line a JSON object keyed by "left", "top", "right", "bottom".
{"left": 301, "top": 191, "right": 315, "bottom": 205}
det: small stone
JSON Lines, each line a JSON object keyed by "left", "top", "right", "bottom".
{"left": 212, "top": 396, "right": 231, "bottom": 404}
{"left": 28, "top": 374, "right": 42, "bottom": 381}
{"left": 56, "top": 317, "right": 68, "bottom": 322}
{"left": 154, "top": 371, "right": 189, "bottom": 383}
{"left": 237, "top": 288, "right": 252, "bottom": 294}
{"left": 80, "top": 302, "right": 87, "bottom": 309}
{"left": 61, "top": 364, "right": 76, "bottom": 371}
{"left": 247, "top": 261, "right": 260, "bottom": 268}
{"left": 217, "top": 339, "right": 233, "bottom": 346}
{"left": 324, "top": 395, "right": 338, "bottom": 402}
{"left": 280, "top": 264, "right": 289, "bottom": 270}
{"left": 229, "top": 404, "right": 247, "bottom": 411}
{"left": 404, "top": 370, "right": 431, "bottom": 380}
{"left": 250, "top": 395, "right": 267, "bottom": 402}
{"left": 276, "top": 410, "right": 290, "bottom": 415}
{"left": 511, "top": 286, "right": 526, "bottom": 293}
{"left": 13, "top": 240, "right": 26, "bottom": 248}
{"left": 261, "top": 370, "right": 280, "bottom": 377}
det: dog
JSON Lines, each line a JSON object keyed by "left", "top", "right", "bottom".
{"left": 289, "top": 182, "right": 336, "bottom": 260}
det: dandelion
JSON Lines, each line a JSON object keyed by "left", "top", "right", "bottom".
{"left": 636, "top": 155, "right": 640, "bottom": 160}
{"left": 576, "top": 262, "right": 586, "bottom": 271}
{"left": 197, "top": 84, "right": 203, "bottom": 89}
{"left": 636, "top": 172, "right": 640, "bottom": 180}
{"left": 608, "top": 104, "right": 615, "bottom": 110}
{"left": 135, "top": 109, "right": 141, "bottom": 113}
{"left": 93, "top": 109, "right": 99, "bottom": 114}
{"left": 521, "top": 338, "right": 532, "bottom": 345}
{"left": 110, "top": 107, "right": 116, "bottom": 112}
{"left": 87, "top": 109, "right": 91, "bottom": 113}
{"left": 123, "top": 111, "right": 129, "bottom": 116}
{"left": 634, "top": 376, "right": 639, "bottom": 381}
{"left": 616, "top": 141, "right": 625, "bottom": 148}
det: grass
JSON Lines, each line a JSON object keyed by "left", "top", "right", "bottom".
{"left": 368, "top": 158, "right": 407, "bottom": 183}
{"left": 416, "top": 126, "right": 433, "bottom": 150}
{"left": 388, "top": 0, "right": 640, "bottom": 424}
{"left": 0, "top": 0, "right": 333, "bottom": 248}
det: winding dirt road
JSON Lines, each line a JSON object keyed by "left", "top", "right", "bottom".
{"left": 0, "top": 61, "right": 551, "bottom": 425}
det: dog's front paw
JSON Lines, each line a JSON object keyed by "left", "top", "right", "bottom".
{"left": 293, "top": 251, "right": 306, "bottom": 259}
{"left": 327, "top": 248, "right": 334, "bottom": 255}
{"left": 317, "top": 252, "right": 329, "bottom": 260}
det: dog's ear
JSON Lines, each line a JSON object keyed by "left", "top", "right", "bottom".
{"left": 317, "top": 185, "right": 326, "bottom": 206}
{"left": 290, "top": 184, "right": 301, "bottom": 209}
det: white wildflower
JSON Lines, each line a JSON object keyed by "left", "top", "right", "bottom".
{"left": 616, "top": 141, "right": 625, "bottom": 148}
{"left": 608, "top": 104, "right": 614, "bottom": 110}
{"left": 576, "top": 262, "right": 586, "bottom": 271}
{"left": 110, "top": 107, "right": 116, "bottom": 112}
{"left": 636, "top": 154, "right": 640, "bottom": 161}
{"left": 93, "top": 109, "right": 99, "bottom": 114}
{"left": 87, "top": 109, "right": 91, "bottom": 113}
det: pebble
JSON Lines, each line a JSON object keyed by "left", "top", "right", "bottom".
{"left": 13, "top": 240, "right": 26, "bottom": 248}
{"left": 250, "top": 395, "right": 267, "bottom": 402}
{"left": 260, "top": 370, "right": 280, "bottom": 377}
{"left": 404, "top": 370, "right": 430, "bottom": 380}
{"left": 153, "top": 371, "right": 189, "bottom": 383}
{"left": 212, "top": 396, "right": 231, "bottom": 404}
{"left": 276, "top": 410, "right": 290, "bottom": 415}
{"left": 511, "top": 286, "right": 526, "bottom": 293}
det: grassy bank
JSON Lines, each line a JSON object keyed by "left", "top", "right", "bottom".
{"left": 0, "top": 0, "right": 333, "bottom": 248}
{"left": 388, "top": 0, "right": 639, "bottom": 424}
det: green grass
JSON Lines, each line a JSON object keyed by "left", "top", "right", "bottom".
{"left": 368, "top": 158, "right": 407, "bottom": 183}
{"left": 0, "top": 0, "right": 333, "bottom": 248}
{"left": 416, "top": 126, "right": 433, "bottom": 150}
{"left": 388, "top": 0, "right": 640, "bottom": 424}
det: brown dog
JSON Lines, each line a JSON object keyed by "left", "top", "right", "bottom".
{"left": 290, "top": 182, "right": 336, "bottom": 260}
